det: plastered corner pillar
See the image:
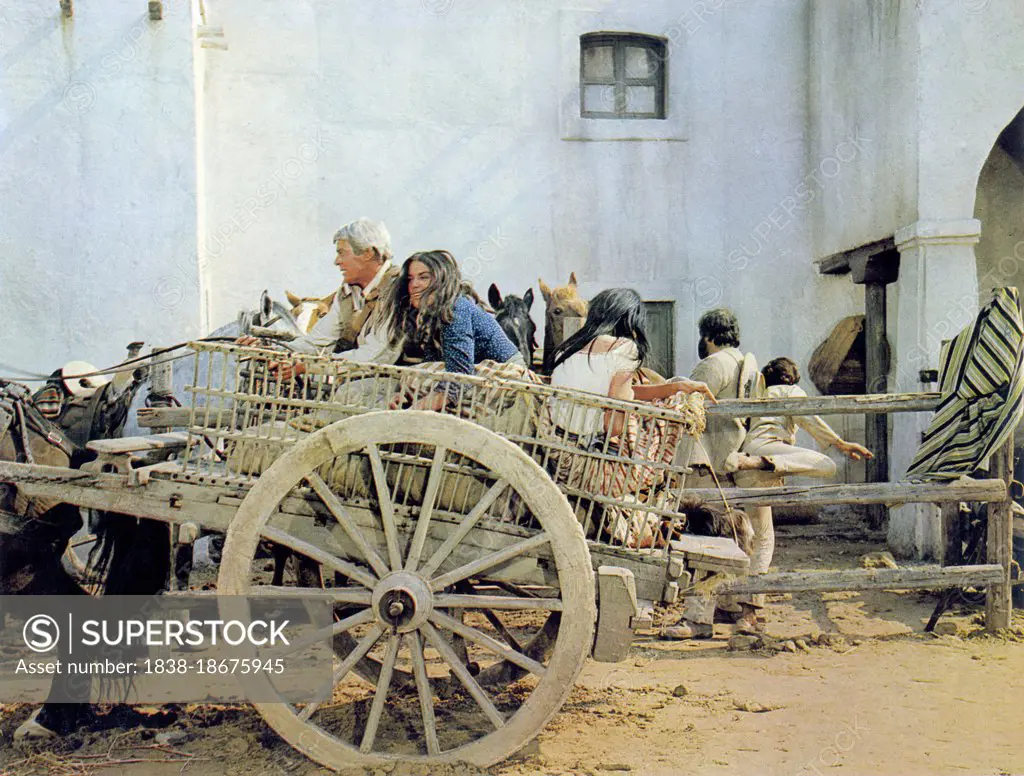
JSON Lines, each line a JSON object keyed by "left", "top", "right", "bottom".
{"left": 888, "top": 219, "right": 981, "bottom": 559}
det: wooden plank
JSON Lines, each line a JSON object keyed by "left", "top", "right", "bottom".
{"left": 137, "top": 407, "right": 194, "bottom": 428}
{"left": 87, "top": 432, "right": 190, "bottom": 455}
{"left": 817, "top": 253, "right": 852, "bottom": 275}
{"left": 816, "top": 236, "right": 896, "bottom": 276}
{"left": 706, "top": 392, "right": 940, "bottom": 419}
{"left": 985, "top": 438, "right": 1014, "bottom": 632}
{"left": 669, "top": 535, "right": 749, "bottom": 570}
{"left": 141, "top": 391, "right": 940, "bottom": 429}
{"left": 151, "top": 392, "right": 941, "bottom": 427}
{"left": 717, "top": 564, "right": 1005, "bottom": 595}
{"left": 681, "top": 478, "right": 1005, "bottom": 508}
{"left": 850, "top": 248, "right": 900, "bottom": 286}
{"left": 0, "top": 462, "right": 240, "bottom": 533}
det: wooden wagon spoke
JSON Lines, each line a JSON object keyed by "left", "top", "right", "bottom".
{"left": 359, "top": 633, "right": 403, "bottom": 753}
{"left": 298, "top": 624, "right": 385, "bottom": 722}
{"left": 473, "top": 612, "right": 561, "bottom": 689}
{"left": 420, "top": 622, "right": 505, "bottom": 730}
{"left": 433, "top": 593, "right": 563, "bottom": 611}
{"left": 271, "top": 607, "right": 374, "bottom": 659}
{"left": 409, "top": 630, "right": 440, "bottom": 756}
{"left": 261, "top": 525, "right": 377, "bottom": 590}
{"left": 419, "top": 479, "right": 509, "bottom": 578}
{"left": 429, "top": 532, "right": 550, "bottom": 592}
{"left": 430, "top": 610, "right": 547, "bottom": 679}
{"left": 480, "top": 609, "right": 523, "bottom": 653}
{"left": 405, "top": 445, "right": 447, "bottom": 572}
{"left": 306, "top": 472, "right": 390, "bottom": 578}
{"left": 245, "top": 585, "right": 372, "bottom": 606}
{"left": 366, "top": 444, "right": 403, "bottom": 570}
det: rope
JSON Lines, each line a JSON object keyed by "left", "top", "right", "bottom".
{"left": 694, "top": 437, "right": 741, "bottom": 549}
{"left": 0, "top": 362, "right": 52, "bottom": 379}
{"left": 0, "top": 335, "right": 259, "bottom": 384}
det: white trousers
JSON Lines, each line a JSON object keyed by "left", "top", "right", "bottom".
{"left": 733, "top": 439, "right": 837, "bottom": 577}
{"left": 681, "top": 440, "right": 838, "bottom": 618}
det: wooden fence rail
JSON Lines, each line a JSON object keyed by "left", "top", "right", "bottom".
{"left": 682, "top": 479, "right": 1005, "bottom": 508}
{"left": 705, "top": 392, "right": 941, "bottom": 418}
{"left": 717, "top": 564, "right": 1005, "bottom": 596}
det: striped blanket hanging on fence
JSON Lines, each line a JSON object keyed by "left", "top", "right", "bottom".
{"left": 906, "top": 286, "right": 1024, "bottom": 481}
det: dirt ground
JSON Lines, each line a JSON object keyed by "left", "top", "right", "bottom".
{"left": 3, "top": 507, "right": 1023, "bottom": 776}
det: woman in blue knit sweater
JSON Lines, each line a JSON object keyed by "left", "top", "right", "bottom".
{"left": 374, "top": 250, "right": 522, "bottom": 410}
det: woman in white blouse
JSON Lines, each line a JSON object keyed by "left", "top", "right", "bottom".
{"left": 549, "top": 289, "right": 715, "bottom": 435}
{"left": 546, "top": 289, "right": 715, "bottom": 547}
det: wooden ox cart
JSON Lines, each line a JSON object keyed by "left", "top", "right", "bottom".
{"left": 0, "top": 341, "right": 753, "bottom": 770}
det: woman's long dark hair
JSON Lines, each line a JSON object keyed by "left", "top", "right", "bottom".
{"left": 551, "top": 288, "right": 649, "bottom": 370}
{"left": 375, "top": 250, "right": 463, "bottom": 352}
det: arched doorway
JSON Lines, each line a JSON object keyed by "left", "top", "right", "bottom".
{"left": 975, "top": 106, "right": 1024, "bottom": 300}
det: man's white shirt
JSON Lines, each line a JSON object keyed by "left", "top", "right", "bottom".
{"left": 290, "top": 262, "right": 401, "bottom": 363}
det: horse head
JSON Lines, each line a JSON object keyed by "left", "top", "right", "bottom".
{"left": 236, "top": 290, "right": 304, "bottom": 338}
{"left": 538, "top": 273, "right": 589, "bottom": 373}
{"left": 488, "top": 283, "right": 537, "bottom": 364}
{"left": 286, "top": 289, "right": 337, "bottom": 334}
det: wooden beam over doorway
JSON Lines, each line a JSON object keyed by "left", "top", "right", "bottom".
{"left": 816, "top": 236, "right": 896, "bottom": 276}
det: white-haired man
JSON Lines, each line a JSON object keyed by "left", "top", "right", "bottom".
{"left": 241, "top": 218, "right": 402, "bottom": 375}
{"left": 291, "top": 217, "right": 401, "bottom": 361}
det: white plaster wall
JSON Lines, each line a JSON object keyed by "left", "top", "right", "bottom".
{"left": 809, "top": 0, "right": 1024, "bottom": 253}
{"left": 198, "top": 0, "right": 861, "bottom": 390}
{"left": 917, "top": 0, "right": 1024, "bottom": 222}
{"left": 809, "top": 0, "right": 920, "bottom": 259}
{"left": 809, "top": 0, "right": 1024, "bottom": 557}
{"left": 0, "top": 0, "right": 199, "bottom": 375}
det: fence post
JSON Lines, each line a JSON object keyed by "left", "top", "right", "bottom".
{"left": 985, "top": 437, "right": 1015, "bottom": 632}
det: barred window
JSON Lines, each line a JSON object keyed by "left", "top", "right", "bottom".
{"left": 580, "top": 33, "right": 666, "bottom": 119}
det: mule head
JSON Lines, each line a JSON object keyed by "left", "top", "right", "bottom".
{"left": 287, "top": 289, "right": 337, "bottom": 333}
{"left": 538, "top": 272, "right": 588, "bottom": 320}
{"left": 489, "top": 283, "right": 538, "bottom": 362}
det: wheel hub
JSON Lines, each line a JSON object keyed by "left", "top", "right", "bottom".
{"left": 371, "top": 572, "right": 433, "bottom": 632}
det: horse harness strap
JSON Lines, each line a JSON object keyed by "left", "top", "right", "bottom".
{"left": 0, "top": 380, "right": 75, "bottom": 459}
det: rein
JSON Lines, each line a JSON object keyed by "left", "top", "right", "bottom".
{"left": 0, "top": 336, "right": 246, "bottom": 384}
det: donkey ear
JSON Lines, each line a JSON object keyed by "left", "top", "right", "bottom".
{"left": 487, "top": 283, "right": 502, "bottom": 309}
{"left": 285, "top": 290, "right": 302, "bottom": 307}
{"left": 323, "top": 290, "right": 337, "bottom": 308}
{"left": 568, "top": 272, "right": 578, "bottom": 288}
{"left": 261, "top": 290, "right": 273, "bottom": 316}
{"left": 538, "top": 278, "right": 552, "bottom": 303}
{"left": 523, "top": 288, "right": 534, "bottom": 310}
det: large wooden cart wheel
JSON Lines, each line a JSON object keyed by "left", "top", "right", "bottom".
{"left": 218, "top": 411, "right": 595, "bottom": 769}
